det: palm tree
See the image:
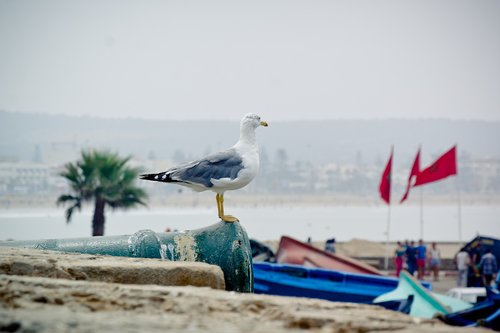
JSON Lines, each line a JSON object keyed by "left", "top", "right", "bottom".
{"left": 57, "top": 150, "right": 147, "bottom": 236}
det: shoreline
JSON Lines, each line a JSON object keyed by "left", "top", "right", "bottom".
{"left": 2, "top": 192, "right": 500, "bottom": 209}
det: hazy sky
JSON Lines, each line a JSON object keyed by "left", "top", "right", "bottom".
{"left": 1, "top": 0, "right": 499, "bottom": 121}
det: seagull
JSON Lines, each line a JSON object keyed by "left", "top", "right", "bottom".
{"left": 140, "top": 113, "right": 268, "bottom": 223}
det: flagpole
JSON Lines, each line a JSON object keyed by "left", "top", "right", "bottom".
{"left": 380, "top": 146, "right": 393, "bottom": 272}
{"left": 456, "top": 174, "right": 463, "bottom": 244}
{"left": 419, "top": 186, "right": 424, "bottom": 239}
{"left": 384, "top": 203, "right": 391, "bottom": 271}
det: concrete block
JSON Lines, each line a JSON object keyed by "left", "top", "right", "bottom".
{"left": 0, "top": 247, "right": 225, "bottom": 289}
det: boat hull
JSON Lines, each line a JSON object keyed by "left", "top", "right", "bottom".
{"left": 275, "top": 236, "right": 383, "bottom": 275}
{"left": 253, "top": 262, "right": 428, "bottom": 304}
{"left": 440, "top": 288, "right": 500, "bottom": 330}
{"left": 374, "top": 271, "right": 472, "bottom": 318}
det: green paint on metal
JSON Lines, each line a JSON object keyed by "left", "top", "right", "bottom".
{"left": 0, "top": 221, "right": 253, "bottom": 292}
{"left": 128, "top": 229, "right": 162, "bottom": 258}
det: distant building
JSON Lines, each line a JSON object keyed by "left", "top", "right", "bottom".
{"left": 0, "top": 163, "right": 48, "bottom": 194}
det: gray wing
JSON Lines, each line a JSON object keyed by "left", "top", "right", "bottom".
{"left": 170, "top": 148, "right": 244, "bottom": 187}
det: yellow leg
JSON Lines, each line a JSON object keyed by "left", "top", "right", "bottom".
{"left": 216, "top": 193, "right": 239, "bottom": 223}
{"left": 216, "top": 194, "right": 223, "bottom": 218}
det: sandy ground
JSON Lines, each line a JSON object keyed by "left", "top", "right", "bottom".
{"left": 0, "top": 274, "right": 489, "bottom": 333}
{"left": 424, "top": 273, "right": 460, "bottom": 294}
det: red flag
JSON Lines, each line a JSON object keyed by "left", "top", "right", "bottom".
{"left": 414, "top": 145, "right": 457, "bottom": 186}
{"left": 379, "top": 148, "right": 393, "bottom": 204}
{"left": 400, "top": 148, "right": 421, "bottom": 203}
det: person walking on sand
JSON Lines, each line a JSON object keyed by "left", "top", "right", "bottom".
{"left": 455, "top": 249, "right": 470, "bottom": 287}
{"left": 479, "top": 249, "right": 498, "bottom": 287}
{"left": 416, "top": 239, "right": 427, "bottom": 280}
{"left": 394, "top": 241, "right": 406, "bottom": 277}
{"left": 428, "top": 242, "right": 441, "bottom": 281}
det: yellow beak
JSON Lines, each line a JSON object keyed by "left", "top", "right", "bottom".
{"left": 260, "top": 121, "right": 268, "bottom": 127}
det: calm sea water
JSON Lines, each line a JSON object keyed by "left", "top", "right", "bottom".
{"left": 1, "top": 205, "right": 499, "bottom": 242}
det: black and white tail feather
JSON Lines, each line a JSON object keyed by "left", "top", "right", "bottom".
{"left": 140, "top": 172, "right": 180, "bottom": 183}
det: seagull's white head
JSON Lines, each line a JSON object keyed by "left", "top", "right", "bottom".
{"left": 238, "top": 113, "right": 268, "bottom": 145}
{"left": 241, "top": 113, "right": 268, "bottom": 129}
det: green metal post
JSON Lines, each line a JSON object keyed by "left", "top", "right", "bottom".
{"left": 0, "top": 221, "right": 253, "bottom": 292}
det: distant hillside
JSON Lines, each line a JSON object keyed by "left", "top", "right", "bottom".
{"left": 1, "top": 111, "right": 499, "bottom": 168}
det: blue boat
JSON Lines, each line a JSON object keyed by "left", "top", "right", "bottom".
{"left": 440, "top": 287, "right": 500, "bottom": 330}
{"left": 253, "top": 262, "right": 431, "bottom": 304}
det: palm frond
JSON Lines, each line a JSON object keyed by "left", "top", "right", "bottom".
{"left": 56, "top": 194, "right": 78, "bottom": 206}
{"left": 64, "top": 200, "right": 82, "bottom": 223}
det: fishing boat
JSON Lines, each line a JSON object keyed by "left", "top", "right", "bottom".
{"left": 375, "top": 295, "right": 414, "bottom": 314}
{"left": 460, "top": 235, "right": 500, "bottom": 261}
{"left": 250, "top": 239, "right": 275, "bottom": 262}
{"left": 439, "top": 287, "right": 500, "bottom": 330}
{"left": 253, "top": 262, "right": 430, "bottom": 304}
{"left": 373, "top": 271, "right": 472, "bottom": 318}
{"left": 275, "top": 236, "right": 383, "bottom": 275}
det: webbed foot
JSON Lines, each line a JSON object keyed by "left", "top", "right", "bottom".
{"left": 221, "top": 215, "right": 239, "bottom": 223}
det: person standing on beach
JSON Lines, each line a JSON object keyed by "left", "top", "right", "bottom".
{"left": 324, "top": 238, "right": 336, "bottom": 253}
{"left": 416, "top": 239, "right": 427, "bottom": 280}
{"left": 455, "top": 249, "right": 470, "bottom": 287}
{"left": 469, "top": 244, "right": 483, "bottom": 287}
{"left": 405, "top": 241, "right": 417, "bottom": 276}
{"left": 479, "top": 249, "right": 498, "bottom": 286}
{"left": 394, "top": 241, "right": 406, "bottom": 277}
{"left": 428, "top": 242, "right": 441, "bottom": 281}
